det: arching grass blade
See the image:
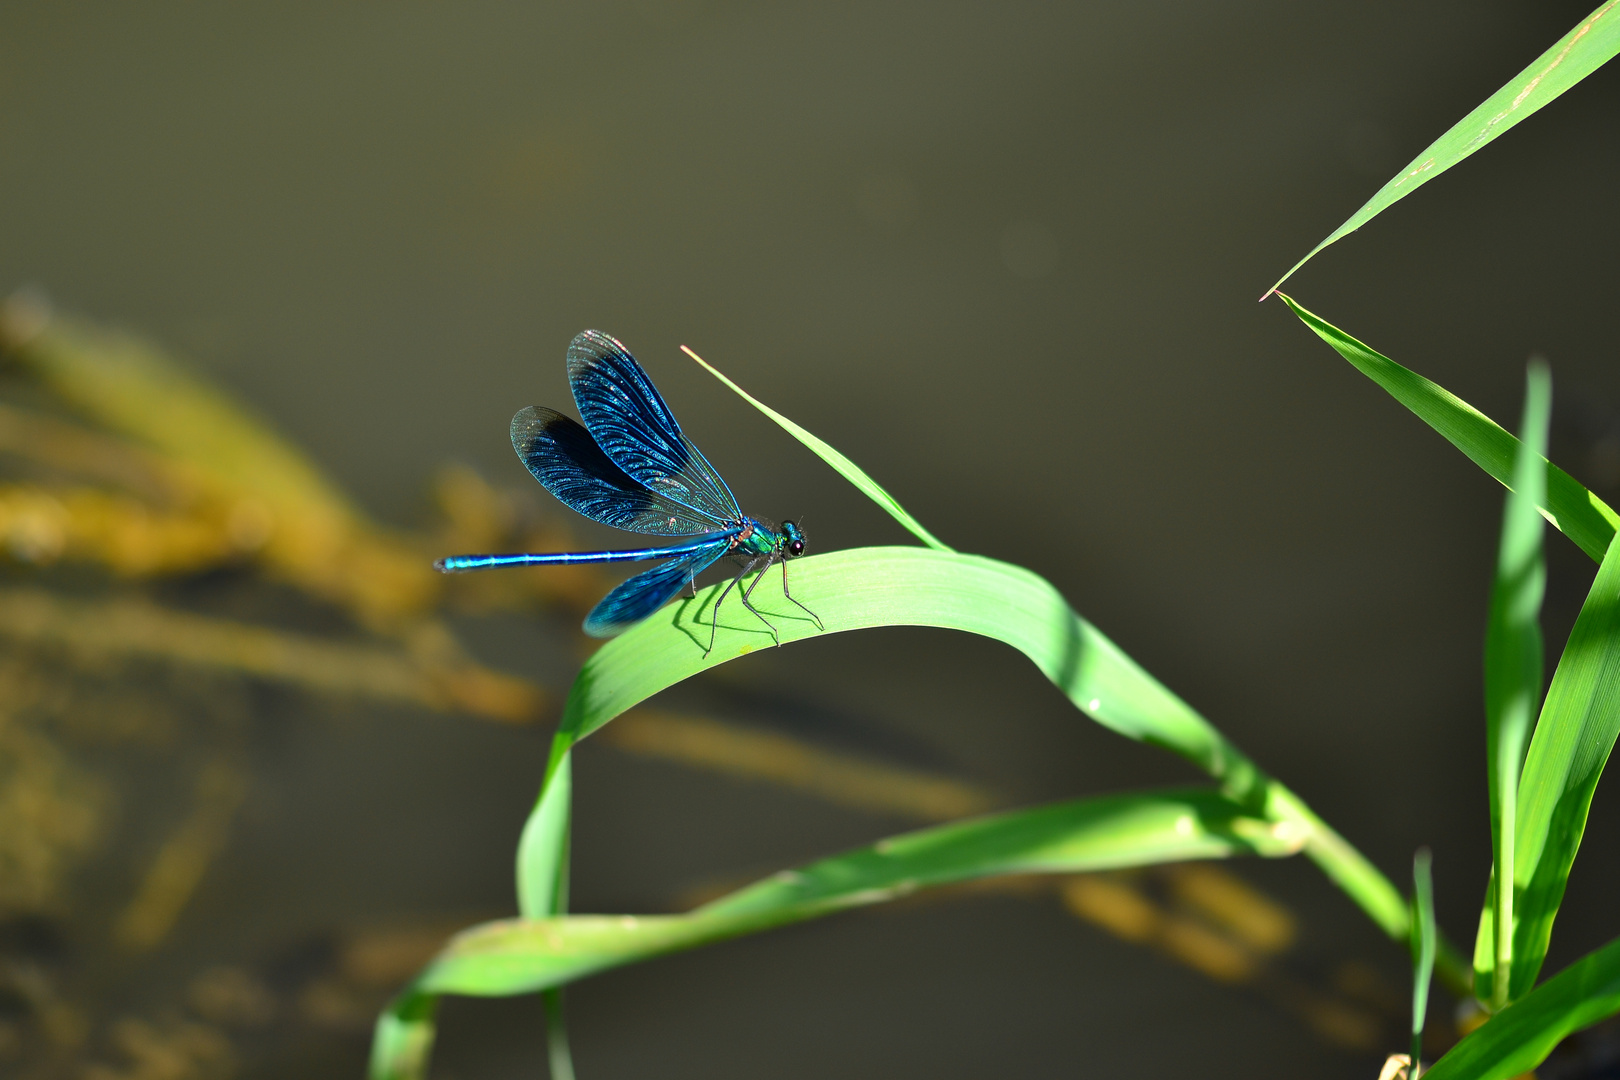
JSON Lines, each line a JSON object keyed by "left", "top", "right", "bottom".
{"left": 375, "top": 340, "right": 1482, "bottom": 1076}
{"left": 1266, "top": 2, "right": 1620, "bottom": 295}
{"left": 375, "top": 788, "right": 1296, "bottom": 1049}
{"left": 373, "top": 787, "right": 1293, "bottom": 1079}
{"left": 1278, "top": 294, "right": 1619, "bottom": 563}
{"left": 676, "top": 337, "right": 1440, "bottom": 949}
{"left": 509, "top": 545, "right": 1441, "bottom": 983}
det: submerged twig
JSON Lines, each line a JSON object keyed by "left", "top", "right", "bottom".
{"left": 0, "top": 588, "right": 544, "bottom": 722}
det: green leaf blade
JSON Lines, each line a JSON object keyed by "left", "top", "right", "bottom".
{"left": 518, "top": 544, "right": 1416, "bottom": 950}
{"left": 1268, "top": 2, "right": 1620, "bottom": 293}
{"left": 419, "top": 787, "right": 1297, "bottom": 1001}
{"left": 1278, "top": 294, "right": 1619, "bottom": 563}
{"left": 513, "top": 545, "right": 1246, "bottom": 941}
{"left": 369, "top": 993, "right": 438, "bottom": 1080}
{"left": 1413, "top": 848, "right": 1437, "bottom": 1072}
{"left": 1510, "top": 527, "right": 1620, "bottom": 996}
{"left": 516, "top": 744, "right": 572, "bottom": 919}
{"left": 1482, "top": 365, "right": 1551, "bottom": 1010}
{"left": 557, "top": 546, "right": 1226, "bottom": 762}
{"left": 1424, "top": 934, "right": 1620, "bottom": 1080}
{"left": 375, "top": 331, "right": 1474, "bottom": 1072}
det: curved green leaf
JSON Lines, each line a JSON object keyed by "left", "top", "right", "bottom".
{"left": 516, "top": 747, "right": 571, "bottom": 918}
{"left": 560, "top": 547, "right": 1224, "bottom": 755}
{"left": 1510, "top": 527, "right": 1620, "bottom": 996}
{"left": 449, "top": 788, "right": 1291, "bottom": 997}
{"left": 1279, "top": 294, "right": 1619, "bottom": 563}
{"left": 1268, "top": 1, "right": 1620, "bottom": 294}
{"left": 669, "top": 337, "right": 1409, "bottom": 943}
{"left": 1424, "top": 933, "right": 1620, "bottom": 1080}
{"left": 513, "top": 546, "right": 1411, "bottom": 949}
{"left": 371, "top": 331, "right": 1469, "bottom": 1078}
{"left": 372, "top": 786, "right": 1296, "bottom": 1079}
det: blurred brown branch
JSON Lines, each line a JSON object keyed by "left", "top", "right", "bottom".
{"left": 0, "top": 587, "right": 543, "bottom": 723}
{"left": 0, "top": 292, "right": 576, "bottom": 726}
{"left": 0, "top": 293, "right": 1414, "bottom": 1072}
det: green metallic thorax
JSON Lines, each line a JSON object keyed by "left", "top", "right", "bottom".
{"left": 732, "top": 517, "right": 782, "bottom": 557}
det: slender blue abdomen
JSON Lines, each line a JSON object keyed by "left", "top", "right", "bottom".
{"left": 434, "top": 532, "right": 737, "bottom": 573}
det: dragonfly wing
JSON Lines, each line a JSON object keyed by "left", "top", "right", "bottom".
{"left": 583, "top": 541, "right": 728, "bottom": 637}
{"left": 511, "top": 407, "right": 725, "bottom": 535}
{"left": 567, "top": 330, "right": 742, "bottom": 524}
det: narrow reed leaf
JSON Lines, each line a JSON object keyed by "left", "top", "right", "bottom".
{"left": 1278, "top": 294, "right": 1619, "bottom": 563}
{"left": 1473, "top": 870, "right": 1499, "bottom": 1006}
{"left": 542, "top": 990, "right": 575, "bottom": 1080}
{"left": 425, "top": 789, "right": 1294, "bottom": 1002}
{"left": 511, "top": 546, "right": 1415, "bottom": 958}
{"left": 516, "top": 744, "right": 571, "bottom": 918}
{"left": 561, "top": 547, "right": 1217, "bottom": 752}
{"left": 672, "top": 338, "right": 1406, "bottom": 954}
{"left": 1509, "top": 528, "right": 1620, "bottom": 997}
{"left": 1266, "top": 2, "right": 1620, "bottom": 295}
{"left": 1422, "top": 933, "right": 1620, "bottom": 1080}
{"left": 378, "top": 381, "right": 1474, "bottom": 1072}
{"left": 370, "top": 992, "right": 437, "bottom": 1080}
{"left": 1481, "top": 365, "right": 1550, "bottom": 1010}
{"left": 681, "top": 345, "right": 953, "bottom": 552}
{"left": 373, "top": 787, "right": 1290, "bottom": 1079}
{"left": 510, "top": 546, "right": 1267, "bottom": 943}
{"left": 1413, "top": 848, "right": 1437, "bottom": 1076}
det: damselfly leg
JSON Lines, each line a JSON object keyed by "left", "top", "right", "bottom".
{"left": 778, "top": 556, "right": 823, "bottom": 630}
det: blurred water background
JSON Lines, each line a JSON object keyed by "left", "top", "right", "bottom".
{"left": 1, "top": 3, "right": 1618, "bottom": 1077}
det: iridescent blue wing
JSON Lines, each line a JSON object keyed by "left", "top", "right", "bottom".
{"left": 567, "top": 330, "right": 742, "bottom": 525}
{"left": 510, "top": 406, "right": 726, "bottom": 535}
{"left": 583, "top": 540, "right": 729, "bottom": 637}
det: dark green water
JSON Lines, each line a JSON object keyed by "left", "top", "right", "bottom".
{"left": 2, "top": 3, "right": 1618, "bottom": 1077}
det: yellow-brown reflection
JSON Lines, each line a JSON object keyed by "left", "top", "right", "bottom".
{"left": 0, "top": 296, "right": 1422, "bottom": 1073}
{"left": 0, "top": 588, "right": 543, "bottom": 722}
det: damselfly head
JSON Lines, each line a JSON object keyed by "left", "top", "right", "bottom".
{"left": 780, "top": 519, "right": 806, "bottom": 558}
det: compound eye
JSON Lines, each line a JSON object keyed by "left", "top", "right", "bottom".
{"left": 788, "top": 539, "right": 805, "bottom": 557}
